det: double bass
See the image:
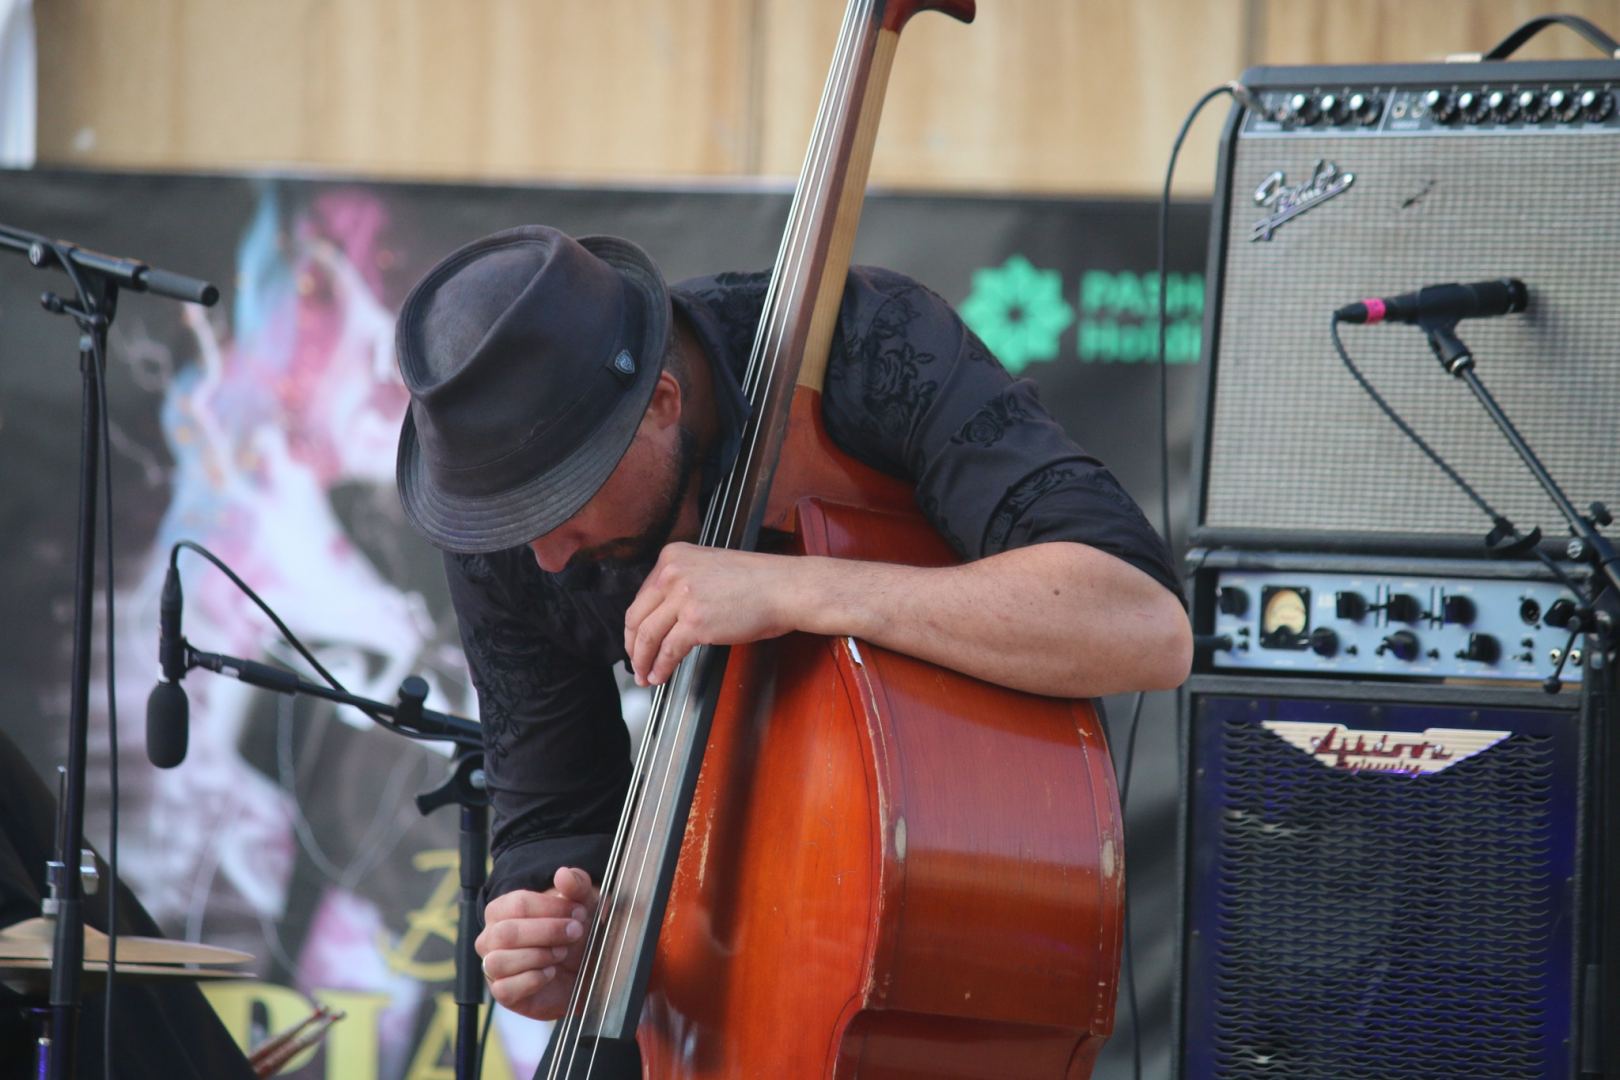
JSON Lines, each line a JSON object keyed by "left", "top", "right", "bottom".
{"left": 543, "top": 1, "right": 1125, "bottom": 1075}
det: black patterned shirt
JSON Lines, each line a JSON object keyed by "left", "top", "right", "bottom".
{"left": 443, "top": 266, "right": 1182, "bottom": 905}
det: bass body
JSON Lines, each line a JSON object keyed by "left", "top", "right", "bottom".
{"left": 638, "top": 401, "right": 1125, "bottom": 1078}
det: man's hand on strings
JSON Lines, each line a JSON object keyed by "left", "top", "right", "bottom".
{"left": 476, "top": 867, "right": 599, "bottom": 1022}
{"left": 624, "top": 543, "right": 808, "bottom": 687}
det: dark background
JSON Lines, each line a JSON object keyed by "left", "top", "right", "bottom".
{"left": 0, "top": 168, "right": 1208, "bottom": 1078}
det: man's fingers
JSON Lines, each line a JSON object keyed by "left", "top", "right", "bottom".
{"left": 482, "top": 945, "right": 572, "bottom": 981}
{"left": 629, "top": 599, "right": 682, "bottom": 686}
{"left": 624, "top": 548, "right": 683, "bottom": 646}
{"left": 492, "top": 968, "right": 580, "bottom": 1022}
{"left": 648, "top": 623, "right": 697, "bottom": 687}
{"left": 483, "top": 888, "right": 572, "bottom": 924}
{"left": 553, "top": 866, "right": 598, "bottom": 905}
{"left": 489, "top": 965, "right": 559, "bottom": 1009}
{"left": 477, "top": 915, "right": 587, "bottom": 954}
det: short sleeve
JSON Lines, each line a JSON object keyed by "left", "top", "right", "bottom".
{"left": 822, "top": 267, "right": 1183, "bottom": 604}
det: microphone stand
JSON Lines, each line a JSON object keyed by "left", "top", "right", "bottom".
{"left": 1423, "top": 317, "right": 1620, "bottom": 1070}
{"left": 1422, "top": 319, "right": 1620, "bottom": 667}
{"left": 0, "top": 222, "right": 217, "bottom": 1080}
{"left": 181, "top": 647, "right": 490, "bottom": 1080}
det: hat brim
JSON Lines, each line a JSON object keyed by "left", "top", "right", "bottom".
{"left": 395, "top": 232, "right": 670, "bottom": 555}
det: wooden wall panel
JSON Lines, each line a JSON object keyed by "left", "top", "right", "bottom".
{"left": 1256, "top": 0, "right": 1620, "bottom": 67}
{"left": 30, "top": 1, "right": 1620, "bottom": 194}
{"left": 35, "top": 0, "right": 758, "bottom": 180}
{"left": 757, "top": 0, "right": 1249, "bottom": 194}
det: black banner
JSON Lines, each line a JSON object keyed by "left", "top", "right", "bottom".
{"left": 0, "top": 168, "right": 1207, "bottom": 1078}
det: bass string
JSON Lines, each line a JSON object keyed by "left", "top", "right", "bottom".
{"left": 574, "top": 0, "right": 877, "bottom": 1050}
{"left": 587, "top": 0, "right": 880, "bottom": 1005}
{"left": 546, "top": 2, "right": 878, "bottom": 1075}
{"left": 712, "top": 0, "right": 879, "bottom": 556}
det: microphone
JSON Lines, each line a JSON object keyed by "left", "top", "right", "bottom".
{"left": 145, "top": 565, "right": 190, "bottom": 768}
{"left": 1336, "top": 278, "right": 1528, "bottom": 325}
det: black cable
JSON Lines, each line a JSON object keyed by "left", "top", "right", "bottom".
{"left": 1116, "top": 687, "right": 1147, "bottom": 1080}
{"left": 476, "top": 998, "right": 494, "bottom": 1078}
{"left": 1330, "top": 317, "right": 1589, "bottom": 596}
{"left": 1117, "top": 691, "right": 1148, "bottom": 816}
{"left": 1156, "top": 83, "right": 1239, "bottom": 558}
{"left": 1328, "top": 315, "right": 1505, "bottom": 524}
{"left": 1115, "top": 79, "right": 1246, "bottom": 1080}
{"left": 170, "top": 540, "right": 445, "bottom": 743}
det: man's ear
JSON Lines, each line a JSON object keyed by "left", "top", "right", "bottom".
{"left": 644, "top": 369, "right": 683, "bottom": 430}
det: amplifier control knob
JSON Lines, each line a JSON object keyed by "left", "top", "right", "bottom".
{"left": 1385, "top": 593, "right": 1422, "bottom": 623}
{"left": 1377, "top": 631, "right": 1421, "bottom": 661}
{"left": 1217, "top": 586, "right": 1250, "bottom": 616}
{"left": 1321, "top": 93, "right": 1348, "bottom": 125}
{"left": 1335, "top": 591, "right": 1368, "bottom": 621}
{"left": 1488, "top": 90, "right": 1519, "bottom": 122}
{"left": 1423, "top": 90, "right": 1458, "bottom": 124}
{"left": 1287, "top": 92, "right": 1321, "bottom": 125}
{"left": 1309, "top": 627, "right": 1340, "bottom": 657}
{"left": 1455, "top": 633, "right": 1501, "bottom": 664}
{"left": 1550, "top": 89, "right": 1582, "bottom": 122}
{"left": 1441, "top": 595, "right": 1476, "bottom": 625}
{"left": 1581, "top": 89, "right": 1615, "bottom": 122}
{"left": 1348, "top": 92, "right": 1382, "bottom": 125}
{"left": 1457, "top": 90, "right": 1490, "bottom": 124}
{"left": 1544, "top": 597, "right": 1579, "bottom": 628}
{"left": 1518, "top": 89, "right": 1550, "bottom": 122}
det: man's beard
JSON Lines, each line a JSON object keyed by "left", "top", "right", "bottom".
{"left": 555, "top": 428, "right": 698, "bottom": 593}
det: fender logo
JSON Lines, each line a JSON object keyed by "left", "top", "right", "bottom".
{"left": 1251, "top": 160, "right": 1354, "bottom": 241}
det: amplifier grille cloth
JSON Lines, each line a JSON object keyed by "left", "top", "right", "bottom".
{"left": 1206, "top": 132, "right": 1620, "bottom": 537}
{"left": 1185, "top": 702, "right": 1571, "bottom": 1079}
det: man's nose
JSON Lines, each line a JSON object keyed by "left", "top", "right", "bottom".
{"left": 527, "top": 530, "right": 580, "bottom": 574}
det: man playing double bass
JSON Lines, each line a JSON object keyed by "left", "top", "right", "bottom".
{"left": 392, "top": 225, "right": 1191, "bottom": 1069}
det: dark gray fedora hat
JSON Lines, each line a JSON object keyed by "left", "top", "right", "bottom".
{"left": 395, "top": 225, "right": 670, "bottom": 554}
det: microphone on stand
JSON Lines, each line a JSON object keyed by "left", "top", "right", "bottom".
{"left": 145, "top": 565, "right": 190, "bottom": 768}
{"left": 1335, "top": 278, "right": 1529, "bottom": 325}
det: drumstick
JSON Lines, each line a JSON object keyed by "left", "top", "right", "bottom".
{"left": 248, "top": 1005, "right": 345, "bottom": 1077}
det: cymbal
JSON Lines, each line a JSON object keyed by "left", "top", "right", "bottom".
{"left": 0, "top": 918, "right": 253, "bottom": 967}
{"left": 0, "top": 958, "right": 242, "bottom": 998}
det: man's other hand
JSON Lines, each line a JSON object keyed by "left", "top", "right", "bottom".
{"left": 476, "top": 867, "right": 599, "bottom": 1022}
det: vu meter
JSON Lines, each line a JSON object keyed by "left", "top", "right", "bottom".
{"left": 1260, "top": 586, "right": 1310, "bottom": 649}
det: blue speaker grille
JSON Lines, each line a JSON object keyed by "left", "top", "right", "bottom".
{"left": 1183, "top": 696, "right": 1580, "bottom": 1079}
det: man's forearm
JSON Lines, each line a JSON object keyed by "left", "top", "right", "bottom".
{"left": 787, "top": 542, "right": 1191, "bottom": 698}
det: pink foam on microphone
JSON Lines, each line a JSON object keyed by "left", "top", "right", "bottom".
{"left": 1363, "top": 297, "right": 1387, "bottom": 324}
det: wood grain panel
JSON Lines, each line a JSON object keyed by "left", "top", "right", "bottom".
{"left": 29, "top": 1, "right": 1620, "bottom": 193}
{"left": 758, "top": 0, "right": 1250, "bottom": 194}
{"left": 35, "top": 0, "right": 756, "bottom": 180}
{"left": 1258, "top": 0, "right": 1620, "bottom": 66}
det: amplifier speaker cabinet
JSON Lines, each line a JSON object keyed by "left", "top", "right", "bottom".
{"left": 1177, "top": 668, "right": 1614, "bottom": 1080}
{"left": 1189, "top": 57, "right": 1620, "bottom": 555}
{"left": 1178, "top": 51, "right": 1620, "bottom": 1080}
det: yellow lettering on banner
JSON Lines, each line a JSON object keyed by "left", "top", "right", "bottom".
{"left": 404, "top": 994, "right": 516, "bottom": 1080}
{"left": 201, "top": 980, "right": 324, "bottom": 1075}
{"left": 380, "top": 848, "right": 462, "bottom": 981}
{"left": 314, "top": 988, "right": 391, "bottom": 1079}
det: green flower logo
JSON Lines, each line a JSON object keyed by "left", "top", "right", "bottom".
{"left": 960, "top": 255, "right": 1074, "bottom": 373}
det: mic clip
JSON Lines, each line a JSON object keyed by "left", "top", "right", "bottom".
{"left": 1420, "top": 317, "right": 1475, "bottom": 376}
{"left": 1484, "top": 520, "right": 1543, "bottom": 558}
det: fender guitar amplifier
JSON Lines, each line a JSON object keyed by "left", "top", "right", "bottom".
{"left": 1177, "top": 50, "right": 1620, "bottom": 1080}
{"left": 1189, "top": 56, "right": 1620, "bottom": 554}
